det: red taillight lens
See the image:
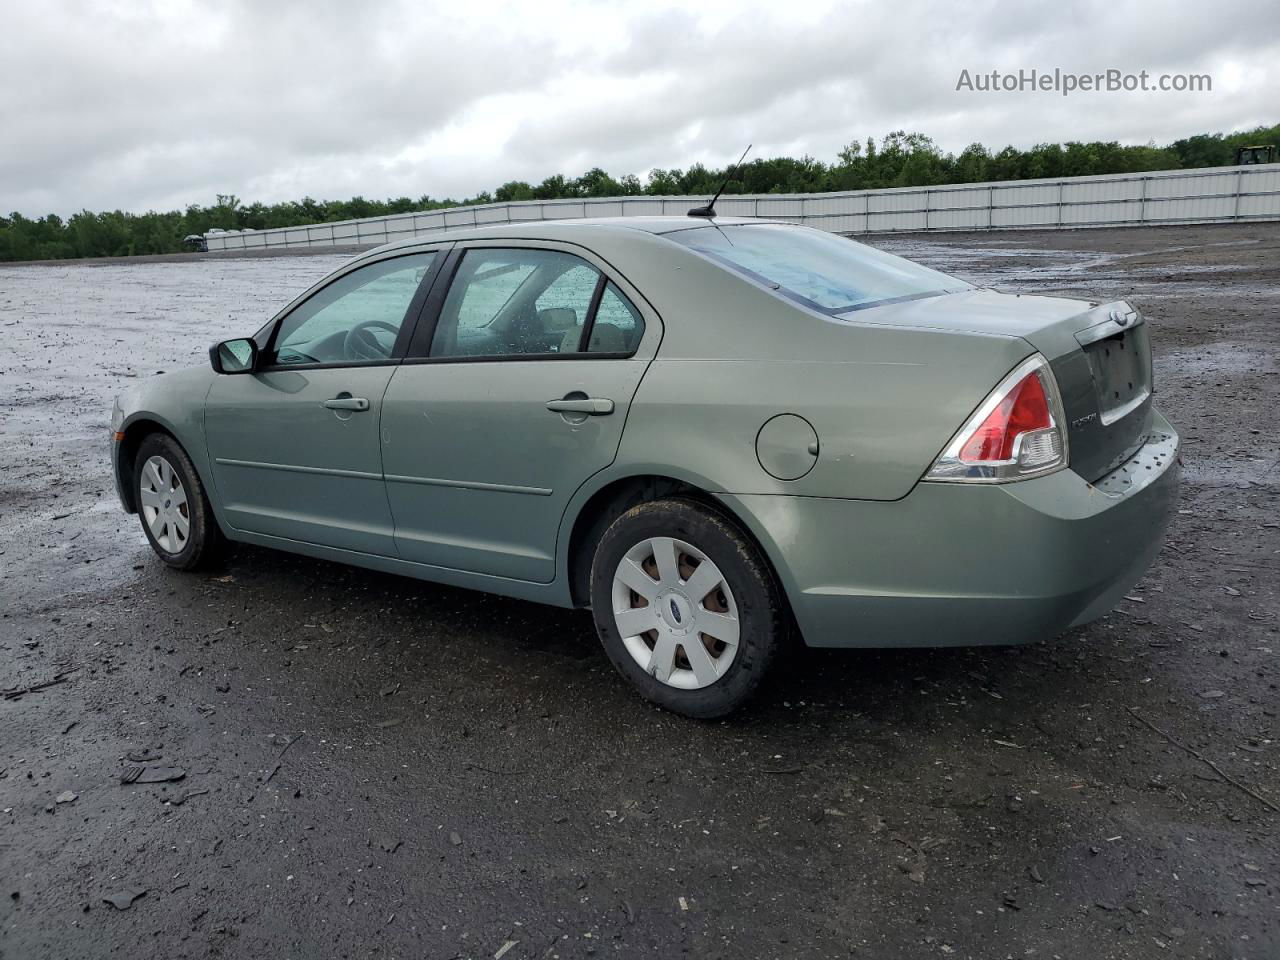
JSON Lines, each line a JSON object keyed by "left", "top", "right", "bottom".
{"left": 925, "top": 354, "right": 1068, "bottom": 483}
{"left": 958, "top": 371, "right": 1052, "bottom": 464}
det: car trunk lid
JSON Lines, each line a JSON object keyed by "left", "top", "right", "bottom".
{"left": 1049, "top": 303, "right": 1153, "bottom": 482}
{"left": 842, "top": 290, "right": 1153, "bottom": 483}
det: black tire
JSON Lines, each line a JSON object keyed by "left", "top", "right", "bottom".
{"left": 133, "top": 433, "right": 224, "bottom": 571}
{"left": 589, "top": 498, "right": 784, "bottom": 719}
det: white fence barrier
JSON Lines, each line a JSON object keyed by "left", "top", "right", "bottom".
{"left": 204, "top": 163, "right": 1280, "bottom": 252}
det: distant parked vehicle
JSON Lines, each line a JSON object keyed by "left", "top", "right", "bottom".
{"left": 109, "top": 216, "right": 1179, "bottom": 717}
{"left": 182, "top": 234, "right": 208, "bottom": 252}
{"left": 1235, "top": 145, "right": 1275, "bottom": 165}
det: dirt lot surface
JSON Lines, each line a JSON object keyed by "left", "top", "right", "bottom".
{"left": 1, "top": 223, "right": 1277, "bottom": 959}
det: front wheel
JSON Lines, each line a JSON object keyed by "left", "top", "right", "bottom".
{"left": 134, "top": 433, "right": 224, "bottom": 571}
{"left": 589, "top": 498, "right": 785, "bottom": 718}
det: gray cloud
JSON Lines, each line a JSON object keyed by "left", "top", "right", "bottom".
{"left": 1, "top": 0, "right": 1277, "bottom": 216}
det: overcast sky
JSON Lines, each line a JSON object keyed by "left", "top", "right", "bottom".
{"left": 2, "top": 0, "right": 1277, "bottom": 216}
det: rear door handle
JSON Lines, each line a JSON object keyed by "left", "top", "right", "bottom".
{"left": 545, "top": 397, "right": 614, "bottom": 415}
{"left": 323, "top": 397, "right": 370, "bottom": 412}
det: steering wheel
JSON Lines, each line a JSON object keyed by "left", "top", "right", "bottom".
{"left": 344, "top": 320, "right": 400, "bottom": 362}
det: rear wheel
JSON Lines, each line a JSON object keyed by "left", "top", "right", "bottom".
{"left": 134, "top": 433, "right": 223, "bottom": 570}
{"left": 589, "top": 498, "right": 784, "bottom": 718}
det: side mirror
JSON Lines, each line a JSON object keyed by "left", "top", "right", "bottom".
{"left": 210, "top": 338, "right": 258, "bottom": 374}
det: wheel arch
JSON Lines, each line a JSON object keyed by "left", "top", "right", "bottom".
{"left": 561, "top": 470, "right": 793, "bottom": 623}
{"left": 115, "top": 415, "right": 211, "bottom": 515}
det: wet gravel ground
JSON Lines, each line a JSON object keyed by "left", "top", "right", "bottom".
{"left": 1, "top": 223, "right": 1277, "bottom": 959}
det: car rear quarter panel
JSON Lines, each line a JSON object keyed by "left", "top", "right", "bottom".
{"left": 715, "top": 409, "right": 1179, "bottom": 647}
{"left": 600, "top": 236, "right": 1032, "bottom": 500}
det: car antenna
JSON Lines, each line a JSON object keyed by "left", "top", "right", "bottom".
{"left": 687, "top": 144, "right": 752, "bottom": 218}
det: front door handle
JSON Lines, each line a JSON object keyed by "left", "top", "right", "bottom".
{"left": 545, "top": 397, "right": 614, "bottom": 415}
{"left": 323, "top": 397, "right": 370, "bottom": 412}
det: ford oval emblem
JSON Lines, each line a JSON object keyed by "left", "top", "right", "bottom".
{"left": 1110, "top": 308, "right": 1131, "bottom": 327}
{"left": 669, "top": 599, "right": 683, "bottom": 624}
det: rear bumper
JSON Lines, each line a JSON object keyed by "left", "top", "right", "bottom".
{"left": 720, "top": 408, "right": 1180, "bottom": 648}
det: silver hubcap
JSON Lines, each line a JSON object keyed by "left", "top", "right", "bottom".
{"left": 139, "top": 455, "right": 190, "bottom": 554}
{"left": 611, "top": 537, "right": 740, "bottom": 690}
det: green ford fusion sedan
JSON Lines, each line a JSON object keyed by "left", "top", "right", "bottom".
{"left": 111, "top": 216, "right": 1179, "bottom": 717}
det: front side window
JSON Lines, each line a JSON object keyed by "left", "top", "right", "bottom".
{"left": 430, "top": 249, "right": 603, "bottom": 358}
{"left": 669, "top": 224, "right": 969, "bottom": 314}
{"left": 271, "top": 252, "right": 435, "bottom": 365}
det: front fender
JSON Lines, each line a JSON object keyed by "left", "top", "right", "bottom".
{"left": 112, "top": 366, "right": 218, "bottom": 512}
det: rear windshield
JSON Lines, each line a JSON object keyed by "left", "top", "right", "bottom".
{"left": 669, "top": 224, "right": 970, "bottom": 314}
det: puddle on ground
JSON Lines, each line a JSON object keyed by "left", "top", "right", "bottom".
{"left": 870, "top": 238, "right": 1123, "bottom": 286}
{"left": 871, "top": 237, "right": 1280, "bottom": 299}
{"left": 1158, "top": 342, "right": 1279, "bottom": 380}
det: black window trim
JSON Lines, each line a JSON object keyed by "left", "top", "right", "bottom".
{"left": 577, "top": 272, "right": 609, "bottom": 352}
{"left": 400, "top": 243, "right": 645, "bottom": 366}
{"left": 255, "top": 249, "right": 447, "bottom": 374}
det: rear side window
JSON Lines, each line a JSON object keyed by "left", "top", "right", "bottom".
{"left": 428, "top": 248, "right": 645, "bottom": 358}
{"left": 587, "top": 283, "right": 644, "bottom": 354}
{"left": 431, "top": 249, "right": 599, "bottom": 357}
{"left": 536, "top": 263, "right": 599, "bottom": 327}
{"left": 669, "top": 224, "right": 970, "bottom": 314}
{"left": 452, "top": 257, "right": 538, "bottom": 334}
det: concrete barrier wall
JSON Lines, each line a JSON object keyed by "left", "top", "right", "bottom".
{"left": 204, "top": 163, "right": 1280, "bottom": 251}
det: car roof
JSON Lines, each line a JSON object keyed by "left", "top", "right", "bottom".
{"left": 362, "top": 215, "right": 788, "bottom": 259}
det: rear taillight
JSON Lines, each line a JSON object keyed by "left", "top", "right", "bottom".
{"left": 926, "top": 354, "right": 1068, "bottom": 483}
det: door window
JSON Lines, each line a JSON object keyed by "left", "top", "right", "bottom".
{"left": 430, "top": 249, "right": 601, "bottom": 358}
{"left": 586, "top": 282, "right": 645, "bottom": 354}
{"left": 270, "top": 252, "right": 436, "bottom": 366}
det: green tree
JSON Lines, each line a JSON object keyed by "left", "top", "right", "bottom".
{"left": 495, "top": 181, "right": 535, "bottom": 202}
{"left": 644, "top": 168, "right": 681, "bottom": 194}
{"left": 574, "top": 168, "right": 623, "bottom": 197}
{"left": 533, "top": 174, "right": 570, "bottom": 200}
{"left": 3, "top": 121, "right": 1276, "bottom": 262}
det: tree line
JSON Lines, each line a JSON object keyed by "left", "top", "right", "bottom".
{"left": 2, "top": 123, "right": 1275, "bottom": 262}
